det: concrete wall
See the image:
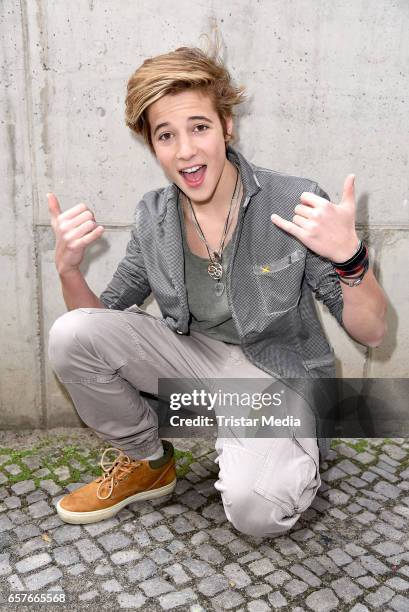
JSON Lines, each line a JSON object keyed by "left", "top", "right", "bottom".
{"left": 1, "top": 1, "right": 408, "bottom": 429}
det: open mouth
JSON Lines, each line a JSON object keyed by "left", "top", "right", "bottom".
{"left": 179, "top": 165, "right": 207, "bottom": 187}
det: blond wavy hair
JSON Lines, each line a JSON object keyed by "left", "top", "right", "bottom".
{"left": 125, "top": 33, "right": 247, "bottom": 155}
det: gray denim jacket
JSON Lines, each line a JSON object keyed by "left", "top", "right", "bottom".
{"left": 99, "top": 145, "right": 345, "bottom": 461}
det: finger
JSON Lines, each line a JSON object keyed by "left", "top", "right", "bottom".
{"left": 64, "top": 219, "right": 100, "bottom": 242}
{"left": 292, "top": 214, "right": 311, "bottom": 230}
{"left": 47, "top": 193, "right": 62, "bottom": 219}
{"left": 294, "top": 203, "right": 316, "bottom": 219}
{"left": 71, "top": 226, "right": 105, "bottom": 249}
{"left": 271, "top": 214, "right": 304, "bottom": 240}
{"left": 58, "top": 203, "right": 89, "bottom": 221}
{"left": 341, "top": 174, "right": 355, "bottom": 207}
{"left": 62, "top": 210, "right": 96, "bottom": 231}
{"left": 300, "top": 191, "right": 329, "bottom": 207}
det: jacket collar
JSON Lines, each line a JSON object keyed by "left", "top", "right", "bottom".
{"left": 157, "top": 144, "right": 261, "bottom": 224}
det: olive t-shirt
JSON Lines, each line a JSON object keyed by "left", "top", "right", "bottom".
{"left": 177, "top": 195, "right": 241, "bottom": 344}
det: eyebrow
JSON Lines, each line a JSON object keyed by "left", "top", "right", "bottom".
{"left": 152, "top": 115, "right": 213, "bottom": 137}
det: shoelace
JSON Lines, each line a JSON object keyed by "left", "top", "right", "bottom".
{"left": 96, "top": 447, "right": 142, "bottom": 500}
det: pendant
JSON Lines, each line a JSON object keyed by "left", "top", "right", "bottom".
{"left": 215, "top": 281, "right": 225, "bottom": 297}
{"left": 208, "top": 261, "right": 223, "bottom": 280}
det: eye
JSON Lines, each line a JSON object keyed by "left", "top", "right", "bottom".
{"left": 194, "top": 124, "right": 209, "bottom": 133}
{"left": 158, "top": 132, "right": 171, "bottom": 142}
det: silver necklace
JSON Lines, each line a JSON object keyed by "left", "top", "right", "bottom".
{"left": 185, "top": 167, "right": 241, "bottom": 296}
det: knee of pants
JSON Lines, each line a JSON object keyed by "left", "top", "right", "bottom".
{"left": 221, "top": 485, "right": 297, "bottom": 538}
{"left": 215, "top": 439, "right": 320, "bottom": 538}
{"left": 48, "top": 308, "right": 98, "bottom": 373}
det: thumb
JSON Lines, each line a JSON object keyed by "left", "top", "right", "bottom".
{"left": 47, "top": 193, "right": 62, "bottom": 219}
{"left": 340, "top": 174, "right": 356, "bottom": 208}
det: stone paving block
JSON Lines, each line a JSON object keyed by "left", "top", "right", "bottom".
{"left": 11, "top": 480, "right": 35, "bottom": 495}
{"left": 52, "top": 544, "right": 80, "bottom": 566}
{"left": 78, "top": 590, "right": 99, "bottom": 601}
{"left": 0, "top": 552, "right": 12, "bottom": 576}
{"left": 0, "top": 515, "right": 13, "bottom": 532}
{"left": 15, "top": 552, "right": 52, "bottom": 573}
{"left": 149, "top": 525, "right": 173, "bottom": 542}
{"left": 330, "top": 576, "right": 362, "bottom": 603}
{"left": 74, "top": 538, "right": 104, "bottom": 562}
{"left": 4, "top": 496, "right": 21, "bottom": 509}
{"left": 212, "top": 589, "right": 244, "bottom": 610}
{"left": 167, "top": 539, "right": 186, "bottom": 554}
{"left": 97, "top": 532, "right": 132, "bottom": 552}
{"left": 14, "top": 536, "right": 48, "bottom": 558}
{"left": 198, "top": 573, "right": 229, "bottom": 596}
{"left": 365, "top": 585, "right": 394, "bottom": 606}
{"left": 148, "top": 547, "right": 173, "bottom": 565}
{"left": 158, "top": 587, "right": 197, "bottom": 610}
{"left": 191, "top": 530, "right": 209, "bottom": 545}
{"left": 265, "top": 569, "right": 292, "bottom": 586}
{"left": 101, "top": 578, "right": 123, "bottom": 592}
{"left": 385, "top": 576, "right": 409, "bottom": 591}
{"left": 23, "top": 566, "right": 63, "bottom": 590}
{"left": 184, "top": 510, "right": 210, "bottom": 529}
{"left": 202, "top": 502, "right": 227, "bottom": 523}
{"left": 195, "top": 543, "right": 225, "bottom": 565}
{"left": 139, "top": 576, "right": 175, "bottom": 597}
{"left": 223, "top": 562, "right": 252, "bottom": 587}
{"left": 267, "top": 590, "right": 287, "bottom": 608}
{"left": 171, "top": 515, "right": 196, "bottom": 534}
{"left": 374, "top": 481, "right": 401, "bottom": 498}
{"left": 26, "top": 490, "right": 46, "bottom": 504}
{"left": 246, "top": 584, "right": 272, "bottom": 598}
{"left": 327, "top": 547, "right": 353, "bottom": 566}
{"left": 8, "top": 509, "right": 30, "bottom": 526}
{"left": 305, "top": 587, "right": 339, "bottom": 611}
{"left": 110, "top": 549, "right": 141, "bottom": 564}
{"left": 248, "top": 557, "right": 276, "bottom": 576}
{"left": 290, "top": 563, "right": 321, "bottom": 586}
{"left": 356, "top": 575, "right": 378, "bottom": 588}
{"left": 164, "top": 562, "right": 191, "bottom": 585}
{"left": 117, "top": 591, "right": 146, "bottom": 609}
{"left": 127, "top": 557, "right": 157, "bottom": 582}
{"left": 321, "top": 466, "right": 347, "bottom": 482}
{"left": 360, "top": 554, "right": 390, "bottom": 575}
{"left": 181, "top": 557, "right": 215, "bottom": 578}
{"left": 139, "top": 510, "right": 164, "bottom": 528}
{"left": 5, "top": 464, "right": 22, "bottom": 475}
{"left": 133, "top": 529, "right": 151, "bottom": 547}
{"left": 161, "top": 503, "right": 187, "bottom": 516}
{"left": 28, "top": 500, "right": 54, "bottom": 519}
{"left": 284, "top": 578, "right": 308, "bottom": 595}
{"left": 67, "top": 562, "right": 86, "bottom": 575}
{"left": 389, "top": 594, "right": 409, "bottom": 611}
{"left": 7, "top": 573, "right": 25, "bottom": 590}
{"left": 90, "top": 558, "right": 111, "bottom": 577}
{"left": 13, "top": 523, "right": 41, "bottom": 541}
{"left": 83, "top": 516, "right": 120, "bottom": 536}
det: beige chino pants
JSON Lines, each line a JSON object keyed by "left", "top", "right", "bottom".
{"left": 48, "top": 306, "right": 321, "bottom": 537}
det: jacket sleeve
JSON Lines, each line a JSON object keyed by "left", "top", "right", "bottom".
{"left": 98, "top": 223, "right": 152, "bottom": 311}
{"left": 304, "top": 184, "right": 345, "bottom": 328}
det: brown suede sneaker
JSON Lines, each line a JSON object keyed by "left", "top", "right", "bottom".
{"left": 56, "top": 440, "right": 176, "bottom": 524}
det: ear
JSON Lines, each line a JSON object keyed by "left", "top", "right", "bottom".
{"left": 225, "top": 115, "right": 233, "bottom": 141}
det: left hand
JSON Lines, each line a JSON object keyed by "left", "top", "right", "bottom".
{"left": 271, "top": 174, "right": 360, "bottom": 263}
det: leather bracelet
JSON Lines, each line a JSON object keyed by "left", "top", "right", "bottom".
{"left": 332, "top": 241, "right": 368, "bottom": 274}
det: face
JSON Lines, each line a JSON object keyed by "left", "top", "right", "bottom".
{"left": 147, "top": 89, "right": 234, "bottom": 205}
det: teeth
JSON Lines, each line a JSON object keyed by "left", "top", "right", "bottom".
{"left": 182, "top": 165, "right": 203, "bottom": 174}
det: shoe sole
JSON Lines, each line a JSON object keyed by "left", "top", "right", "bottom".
{"left": 56, "top": 478, "right": 177, "bottom": 525}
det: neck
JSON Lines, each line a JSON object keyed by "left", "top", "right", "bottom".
{"left": 182, "top": 158, "right": 239, "bottom": 220}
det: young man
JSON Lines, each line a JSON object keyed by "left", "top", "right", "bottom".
{"left": 47, "top": 46, "right": 387, "bottom": 537}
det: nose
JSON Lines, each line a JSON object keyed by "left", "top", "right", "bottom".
{"left": 176, "top": 134, "right": 197, "bottom": 160}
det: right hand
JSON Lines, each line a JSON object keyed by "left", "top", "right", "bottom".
{"left": 47, "top": 193, "right": 105, "bottom": 276}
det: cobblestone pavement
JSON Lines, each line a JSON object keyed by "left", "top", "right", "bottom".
{"left": 0, "top": 428, "right": 408, "bottom": 611}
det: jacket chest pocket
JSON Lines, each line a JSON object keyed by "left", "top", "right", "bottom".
{"left": 253, "top": 249, "right": 305, "bottom": 315}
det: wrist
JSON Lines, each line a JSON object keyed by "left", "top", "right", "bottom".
{"left": 331, "top": 236, "right": 361, "bottom": 264}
